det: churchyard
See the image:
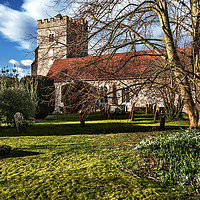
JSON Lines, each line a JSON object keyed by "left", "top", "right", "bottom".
{"left": 1, "top": 112, "right": 200, "bottom": 199}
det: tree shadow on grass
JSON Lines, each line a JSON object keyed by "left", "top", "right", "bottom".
{"left": 0, "top": 150, "right": 42, "bottom": 158}
{"left": 0, "top": 121, "right": 189, "bottom": 137}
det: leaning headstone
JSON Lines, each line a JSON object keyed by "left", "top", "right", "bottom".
{"left": 14, "top": 112, "right": 26, "bottom": 133}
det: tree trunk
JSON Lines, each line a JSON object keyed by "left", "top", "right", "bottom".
{"left": 157, "top": 0, "right": 200, "bottom": 128}
{"left": 190, "top": 0, "right": 200, "bottom": 126}
{"left": 79, "top": 109, "right": 85, "bottom": 127}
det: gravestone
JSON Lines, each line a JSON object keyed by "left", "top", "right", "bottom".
{"left": 109, "top": 105, "right": 123, "bottom": 115}
{"left": 14, "top": 112, "right": 26, "bottom": 133}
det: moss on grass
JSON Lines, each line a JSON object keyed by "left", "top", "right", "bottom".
{"left": 1, "top": 134, "right": 183, "bottom": 199}
{"left": 0, "top": 112, "right": 190, "bottom": 199}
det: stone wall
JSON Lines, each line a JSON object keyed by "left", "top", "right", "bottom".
{"left": 54, "top": 78, "right": 164, "bottom": 113}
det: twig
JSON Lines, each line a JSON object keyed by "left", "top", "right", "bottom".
{"left": 111, "top": 161, "right": 161, "bottom": 182}
{"left": 111, "top": 161, "right": 141, "bottom": 179}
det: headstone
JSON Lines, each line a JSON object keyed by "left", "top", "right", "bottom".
{"left": 109, "top": 105, "right": 123, "bottom": 115}
{"left": 14, "top": 112, "right": 26, "bottom": 133}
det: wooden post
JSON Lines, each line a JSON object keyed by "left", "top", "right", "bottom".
{"left": 154, "top": 111, "right": 159, "bottom": 121}
{"left": 153, "top": 104, "right": 157, "bottom": 114}
{"left": 159, "top": 113, "right": 165, "bottom": 130}
{"left": 146, "top": 104, "right": 148, "bottom": 114}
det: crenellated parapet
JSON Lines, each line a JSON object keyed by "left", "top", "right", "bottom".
{"left": 37, "top": 14, "right": 88, "bottom": 29}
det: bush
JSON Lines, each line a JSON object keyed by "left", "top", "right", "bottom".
{"left": 0, "top": 88, "right": 35, "bottom": 122}
{"left": 0, "top": 75, "right": 17, "bottom": 90}
{"left": 134, "top": 130, "right": 200, "bottom": 193}
{"left": 21, "top": 76, "right": 55, "bottom": 119}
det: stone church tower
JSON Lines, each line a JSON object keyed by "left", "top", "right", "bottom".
{"left": 31, "top": 14, "right": 88, "bottom": 76}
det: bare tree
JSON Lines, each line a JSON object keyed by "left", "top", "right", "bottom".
{"left": 49, "top": 0, "right": 200, "bottom": 128}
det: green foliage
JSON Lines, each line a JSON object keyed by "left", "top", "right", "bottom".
{"left": 163, "top": 92, "right": 184, "bottom": 120}
{"left": 21, "top": 76, "right": 55, "bottom": 119}
{"left": 0, "top": 75, "right": 17, "bottom": 90}
{"left": 0, "top": 88, "right": 35, "bottom": 122}
{"left": 134, "top": 130, "right": 200, "bottom": 193}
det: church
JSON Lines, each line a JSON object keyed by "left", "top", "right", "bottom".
{"left": 31, "top": 14, "right": 166, "bottom": 113}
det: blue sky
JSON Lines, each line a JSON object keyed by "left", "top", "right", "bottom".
{"left": 0, "top": 0, "right": 63, "bottom": 78}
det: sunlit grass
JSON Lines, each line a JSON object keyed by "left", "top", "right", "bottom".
{"left": 0, "top": 112, "right": 191, "bottom": 199}
{"left": 1, "top": 133, "right": 184, "bottom": 199}
{"left": 1, "top": 112, "right": 189, "bottom": 137}
{"left": 34, "top": 112, "right": 189, "bottom": 127}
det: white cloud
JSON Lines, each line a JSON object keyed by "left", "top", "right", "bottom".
{"left": 0, "top": 5, "right": 35, "bottom": 50}
{"left": 0, "top": 1, "right": 63, "bottom": 50}
{"left": 17, "top": 67, "right": 30, "bottom": 78}
{"left": 9, "top": 58, "right": 33, "bottom": 68}
{"left": 9, "top": 59, "right": 20, "bottom": 66}
{"left": 20, "top": 60, "right": 33, "bottom": 67}
{"left": 22, "top": 0, "right": 58, "bottom": 20}
{"left": 8, "top": 59, "right": 32, "bottom": 78}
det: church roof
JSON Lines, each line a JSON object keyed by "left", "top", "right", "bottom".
{"left": 46, "top": 49, "right": 180, "bottom": 82}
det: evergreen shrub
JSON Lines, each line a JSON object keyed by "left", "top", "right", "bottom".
{"left": 21, "top": 76, "right": 55, "bottom": 119}
{"left": 0, "top": 88, "right": 35, "bottom": 122}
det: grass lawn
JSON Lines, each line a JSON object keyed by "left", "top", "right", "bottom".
{"left": 0, "top": 112, "right": 190, "bottom": 199}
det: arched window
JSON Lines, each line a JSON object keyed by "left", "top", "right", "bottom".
{"left": 49, "top": 34, "right": 54, "bottom": 42}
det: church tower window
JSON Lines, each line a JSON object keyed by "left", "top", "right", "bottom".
{"left": 49, "top": 34, "right": 54, "bottom": 42}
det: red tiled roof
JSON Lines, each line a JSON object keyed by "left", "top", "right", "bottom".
{"left": 47, "top": 49, "right": 173, "bottom": 81}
